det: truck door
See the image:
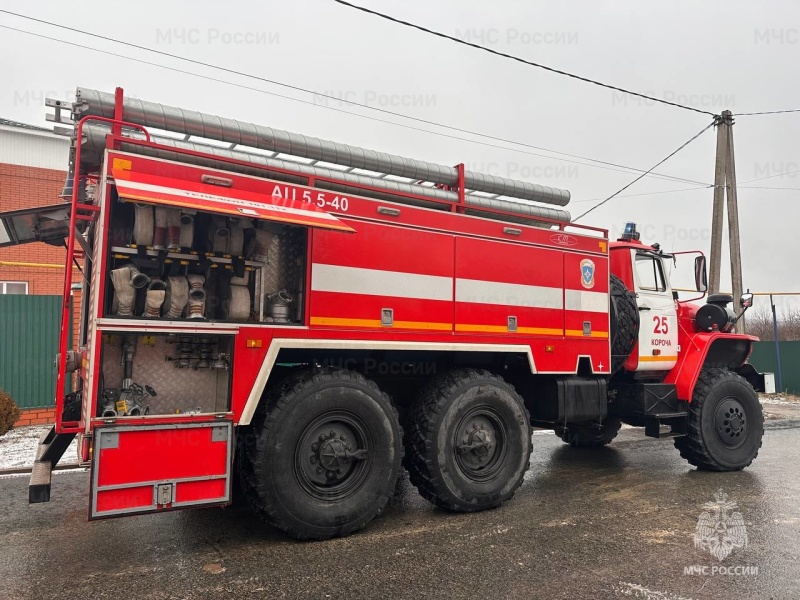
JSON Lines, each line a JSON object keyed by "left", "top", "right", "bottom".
{"left": 632, "top": 251, "right": 678, "bottom": 371}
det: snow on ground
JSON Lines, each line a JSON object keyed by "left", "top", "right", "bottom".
{"left": 0, "top": 425, "right": 79, "bottom": 470}
{"left": 760, "top": 393, "right": 800, "bottom": 406}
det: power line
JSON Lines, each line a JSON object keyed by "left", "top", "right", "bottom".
{"left": 574, "top": 178, "right": 800, "bottom": 204}
{"left": 334, "top": 2, "right": 799, "bottom": 122}
{"left": 332, "top": 0, "right": 718, "bottom": 117}
{"left": 0, "top": 18, "right": 713, "bottom": 188}
{"left": 739, "top": 168, "right": 800, "bottom": 184}
{"left": 574, "top": 121, "right": 716, "bottom": 221}
{"left": 738, "top": 186, "right": 800, "bottom": 191}
{"left": 735, "top": 109, "right": 800, "bottom": 116}
{"left": 573, "top": 181, "right": 800, "bottom": 205}
{"left": 572, "top": 184, "right": 713, "bottom": 204}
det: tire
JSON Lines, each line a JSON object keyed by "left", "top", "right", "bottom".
{"left": 674, "top": 369, "right": 764, "bottom": 471}
{"left": 238, "top": 369, "right": 403, "bottom": 540}
{"left": 555, "top": 416, "right": 622, "bottom": 447}
{"left": 609, "top": 274, "right": 639, "bottom": 373}
{"left": 404, "top": 369, "right": 532, "bottom": 512}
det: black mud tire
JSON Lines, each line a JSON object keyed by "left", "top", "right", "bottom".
{"left": 609, "top": 274, "right": 639, "bottom": 373}
{"left": 555, "top": 416, "right": 622, "bottom": 447}
{"left": 674, "top": 369, "right": 764, "bottom": 471}
{"left": 238, "top": 369, "right": 403, "bottom": 540}
{"left": 404, "top": 369, "right": 531, "bottom": 512}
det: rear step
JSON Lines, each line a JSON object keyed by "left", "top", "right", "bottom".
{"left": 645, "top": 412, "right": 688, "bottom": 439}
{"left": 28, "top": 427, "right": 76, "bottom": 504}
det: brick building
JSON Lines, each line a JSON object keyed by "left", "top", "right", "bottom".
{"left": 0, "top": 118, "right": 73, "bottom": 425}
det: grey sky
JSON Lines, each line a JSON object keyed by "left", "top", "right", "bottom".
{"left": 1, "top": 0, "right": 798, "bottom": 309}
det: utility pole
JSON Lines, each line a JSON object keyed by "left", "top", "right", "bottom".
{"left": 709, "top": 118, "right": 728, "bottom": 294}
{"left": 708, "top": 110, "right": 745, "bottom": 332}
{"left": 770, "top": 294, "right": 783, "bottom": 393}
{"left": 725, "top": 116, "right": 744, "bottom": 332}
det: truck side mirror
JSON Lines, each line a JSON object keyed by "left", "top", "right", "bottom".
{"left": 740, "top": 292, "right": 754, "bottom": 308}
{"left": 694, "top": 256, "right": 708, "bottom": 292}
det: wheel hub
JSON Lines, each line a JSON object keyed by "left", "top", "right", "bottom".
{"left": 296, "top": 414, "right": 371, "bottom": 498}
{"left": 454, "top": 410, "right": 507, "bottom": 481}
{"left": 318, "top": 435, "right": 349, "bottom": 471}
{"left": 458, "top": 424, "right": 495, "bottom": 464}
{"left": 715, "top": 397, "right": 747, "bottom": 448}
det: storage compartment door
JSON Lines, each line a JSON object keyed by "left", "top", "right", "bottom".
{"left": 110, "top": 154, "right": 355, "bottom": 232}
{"left": 310, "top": 223, "right": 455, "bottom": 332}
{"left": 0, "top": 203, "right": 70, "bottom": 247}
{"left": 454, "top": 237, "right": 565, "bottom": 337}
{"left": 90, "top": 421, "right": 232, "bottom": 518}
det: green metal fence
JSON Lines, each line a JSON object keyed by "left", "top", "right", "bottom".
{"left": 0, "top": 295, "right": 62, "bottom": 409}
{"left": 749, "top": 341, "right": 800, "bottom": 395}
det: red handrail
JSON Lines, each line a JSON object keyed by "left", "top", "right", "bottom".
{"left": 105, "top": 134, "right": 607, "bottom": 238}
{"left": 55, "top": 111, "right": 150, "bottom": 434}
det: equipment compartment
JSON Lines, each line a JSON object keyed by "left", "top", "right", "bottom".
{"left": 90, "top": 421, "right": 232, "bottom": 518}
{"left": 104, "top": 194, "right": 307, "bottom": 325}
{"left": 98, "top": 332, "right": 233, "bottom": 417}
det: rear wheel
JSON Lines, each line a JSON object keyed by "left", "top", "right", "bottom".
{"left": 239, "top": 369, "right": 403, "bottom": 540}
{"left": 555, "top": 417, "right": 622, "bottom": 447}
{"left": 674, "top": 369, "right": 763, "bottom": 471}
{"left": 404, "top": 369, "right": 531, "bottom": 512}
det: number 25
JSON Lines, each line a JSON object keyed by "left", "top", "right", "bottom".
{"left": 653, "top": 316, "right": 669, "bottom": 334}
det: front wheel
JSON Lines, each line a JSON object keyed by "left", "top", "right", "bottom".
{"left": 674, "top": 369, "right": 763, "bottom": 471}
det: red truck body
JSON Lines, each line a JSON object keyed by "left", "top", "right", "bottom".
{"left": 2, "top": 88, "right": 764, "bottom": 539}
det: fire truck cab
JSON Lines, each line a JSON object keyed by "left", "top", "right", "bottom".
{"left": 3, "top": 87, "right": 765, "bottom": 540}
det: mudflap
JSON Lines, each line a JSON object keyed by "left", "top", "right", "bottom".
{"left": 736, "top": 363, "right": 767, "bottom": 393}
{"left": 90, "top": 420, "right": 233, "bottom": 519}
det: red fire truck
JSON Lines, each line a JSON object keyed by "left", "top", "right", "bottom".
{"left": 1, "top": 88, "right": 765, "bottom": 540}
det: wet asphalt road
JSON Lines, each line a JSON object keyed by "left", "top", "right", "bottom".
{"left": 1, "top": 422, "right": 799, "bottom": 600}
